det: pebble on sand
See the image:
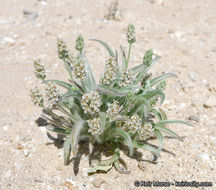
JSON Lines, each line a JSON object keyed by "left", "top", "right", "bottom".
{"left": 92, "top": 178, "right": 106, "bottom": 188}
{"left": 23, "top": 9, "right": 39, "bottom": 20}
{"left": 204, "top": 96, "right": 216, "bottom": 108}
{"left": 187, "top": 115, "right": 199, "bottom": 122}
{"left": 2, "top": 37, "right": 15, "bottom": 46}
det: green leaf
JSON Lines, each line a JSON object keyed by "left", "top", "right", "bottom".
{"left": 87, "top": 164, "right": 112, "bottom": 174}
{"left": 154, "top": 124, "right": 183, "bottom": 141}
{"left": 100, "top": 153, "right": 119, "bottom": 166}
{"left": 71, "top": 121, "right": 85, "bottom": 156}
{"left": 64, "top": 60, "right": 74, "bottom": 80}
{"left": 44, "top": 79, "right": 76, "bottom": 90}
{"left": 99, "top": 112, "right": 107, "bottom": 131}
{"left": 90, "top": 39, "right": 115, "bottom": 58}
{"left": 159, "top": 108, "right": 167, "bottom": 120}
{"left": 45, "top": 125, "right": 71, "bottom": 135}
{"left": 154, "top": 130, "right": 163, "bottom": 151}
{"left": 150, "top": 109, "right": 162, "bottom": 120}
{"left": 120, "top": 45, "right": 127, "bottom": 72}
{"left": 150, "top": 73, "right": 176, "bottom": 87}
{"left": 61, "top": 90, "right": 82, "bottom": 100}
{"left": 134, "top": 56, "right": 161, "bottom": 84}
{"left": 130, "top": 63, "right": 146, "bottom": 75}
{"left": 156, "top": 119, "right": 193, "bottom": 126}
{"left": 139, "top": 89, "right": 165, "bottom": 105}
{"left": 133, "top": 141, "right": 160, "bottom": 155}
{"left": 63, "top": 136, "right": 72, "bottom": 165}
{"left": 108, "top": 128, "right": 133, "bottom": 156}
{"left": 96, "top": 85, "right": 127, "bottom": 97}
{"left": 82, "top": 52, "right": 96, "bottom": 91}
{"left": 117, "top": 85, "right": 143, "bottom": 94}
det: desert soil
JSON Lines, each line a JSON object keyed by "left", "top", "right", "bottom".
{"left": 0, "top": 0, "right": 216, "bottom": 189}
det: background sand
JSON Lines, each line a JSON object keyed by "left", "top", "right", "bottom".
{"left": 0, "top": 0, "right": 216, "bottom": 189}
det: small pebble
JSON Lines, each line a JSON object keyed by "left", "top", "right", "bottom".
{"left": 2, "top": 37, "right": 15, "bottom": 45}
{"left": 187, "top": 115, "right": 199, "bottom": 122}
{"left": 64, "top": 181, "right": 74, "bottom": 190}
{"left": 189, "top": 72, "right": 197, "bottom": 81}
{"left": 4, "top": 170, "right": 11, "bottom": 178}
{"left": 23, "top": 149, "right": 30, "bottom": 157}
{"left": 199, "top": 154, "right": 210, "bottom": 161}
{"left": 208, "top": 84, "right": 216, "bottom": 92}
{"left": 92, "top": 178, "right": 106, "bottom": 188}
{"left": 204, "top": 96, "right": 216, "bottom": 108}
{"left": 23, "top": 9, "right": 39, "bottom": 20}
{"left": 138, "top": 162, "right": 146, "bottom": 171}
{"left": 3, "top": 125, "right": 8, "bottom": 131}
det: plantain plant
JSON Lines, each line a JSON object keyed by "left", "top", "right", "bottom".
{"left": 30, "top": 24, "right": 192, "bottom": 174}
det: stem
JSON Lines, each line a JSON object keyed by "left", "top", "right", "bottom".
{"left": 95, "top": 134, "right": 103, "bottom": 144}
{"left": 126, "top": 43, "right": 132, "bottom": 71}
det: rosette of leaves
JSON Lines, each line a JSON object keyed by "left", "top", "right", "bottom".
{"left": 30, "top": 25, "right": 192, "bottom": 175}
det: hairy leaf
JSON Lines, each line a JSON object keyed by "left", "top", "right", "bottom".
{"left": 90, "top": 39, "right": 115, "bottom": 58}
{"left": 133, "top": 56, "right": 161, "bottom": 84}
{"left": 154, "top": 130, "right": 163, "bottom": 151}
{"left": 154, "top": 124, "right": 183, "bottom": 141}
{"left": 96, "top": 85, "right": 127, "bottom": 97}
{"left": 100, "top": 153, "right": 119, "bottom": 166}
{"left": 150, "top": 73, "right": 177, "bottom": 87}
{"left": 99, "top": 112, "right": 107, "bottom": 131}
{"left": 44, "top": 79, "right": 76, "bottom": 90}
{"left": 159, "top": 108, "right": 167, "bottom": 120}
{"left": 82, "top": 52, "right": 96, "bottom": 91}
{"left": 45, "top": 125, "right": 71, "bottom": 135}
{"left": 63, "top": 136, "right": 72, "bottom": 165}
{"left": 120, "top": 45, "right": 127, "bottom": 72}
{"left": 150, "top": 109, "right": 162, "bottom": 120}
{"left": 156, "top": 119, "right": 193, "bottom": 126}
{"left": 133, "top": 141, "right": 160, "bottom": 155}
{"left": 142, "top": 89, "right": 165, "bottom": 105}
{"left": 71, "top": 121, "right": 85, "bottom": 156}
{"left": 108, "top": 128, "right": 133, "bottom": 156}
{"left": 87, "top": 164, "right": 112, "bottom": 174}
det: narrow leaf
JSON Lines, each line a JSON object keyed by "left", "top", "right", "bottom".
{"left": 120, "top": 45, "right": 127, "bottom": 72}
{"left": 87, "top": 164, "right": 112, "bottom": 174}
{"left": 43, "top": 79, "right": 76, "bottom": 90}
{"left": 133, "top": 141, "right": 160, "bottom": 155}
{"left": 150, "top": 109, "right": 162, "bottom": 120}
{"left": 154, "top": 125, "right": 183, "bottom": 141}
{"left": 156, "top": 119, "right": 193, "bottom": 126}
{"left": 109, "top": 128, "right": 133, "bottom": 156}
{"left": 63, "top": 136, "right": 72, "bottom": 165}
{"left": 71, "top": 121, "right": 85, "bottom": 156}
{"left": 130, "top": 63, "right": 146, "bottom": 75}
{"left": 96, "top": 85, "right": 127, "bottom": 97}
{"left": 159, "top": 108, "right": 167, "bottom": 120}
{"left": 82, "top": 53, "right": 96, "bottom": 91}
{"left": 99, "top": 112, "right": 107, "bottom": 131}
{"left": 90, "top": 39, "right": 115, "bottom": 58}
{"left": 45, "top": 125, "right": 71, "bottom": 135}
{"left": 138, "top": 89, "right": 165, "bottom": 105}
{"left": 64, "top": 61, "right": 74, "bottom": 81}
{"left": 134, "top": 56, "right": 161, "bottom": 84}
{"left": 100, "top": 153, "right": 119, "bottom": 166}
{"left": 154, "top": 130, "right": 163, "bottom": 151}
{"left": 150, "top": 73, "right": 176, "bottom": 87}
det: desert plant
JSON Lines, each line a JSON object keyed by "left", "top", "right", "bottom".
{"left": 30, "top": 24, "right": 192, "bottom": 174}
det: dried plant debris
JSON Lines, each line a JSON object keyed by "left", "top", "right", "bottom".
{"left": 30, "top": 24, "right": 192, "bottom": 175}
{"left": 104, "top": 0, "right": 122, "bottom": 21}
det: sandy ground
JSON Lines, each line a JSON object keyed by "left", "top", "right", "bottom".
{"left": 0, "top": 0, "right": 216, "bottom": 189}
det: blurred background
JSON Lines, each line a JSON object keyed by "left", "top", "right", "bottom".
{"left": 0, "top": 0, "right": 216, "bottom": 189}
